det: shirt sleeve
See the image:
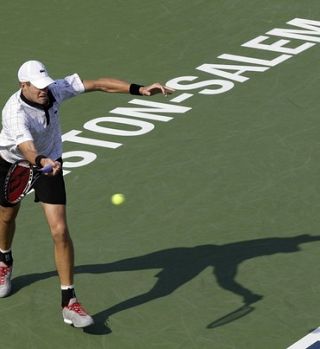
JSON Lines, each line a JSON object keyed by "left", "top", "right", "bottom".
{"left": 2, "top": 106, "right": 33, "bottom": 146}
{"left": 49, "top": 73, "right": 85, "bottom": 104}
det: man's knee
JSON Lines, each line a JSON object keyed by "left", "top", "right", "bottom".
{"left": 50, "top": 224, "right": 71, "bottom": 244}
{"left": 0, "top": 205, "right": 20, "bottom": 225}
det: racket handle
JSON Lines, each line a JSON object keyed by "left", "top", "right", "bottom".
{"left": 41, "top": 165, "right": 53, "bottom": 174}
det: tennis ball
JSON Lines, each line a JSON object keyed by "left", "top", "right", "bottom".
{"left": 111, "top": 193, "right": 125, "bottom": 205}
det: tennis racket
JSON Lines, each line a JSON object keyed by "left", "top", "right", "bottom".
{"left": 4, "top": 160, "right": 52, "bottom": 204}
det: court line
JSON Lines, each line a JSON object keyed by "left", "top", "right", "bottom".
{"left": 287, "top": 328, "right": 320, "bottom": 349}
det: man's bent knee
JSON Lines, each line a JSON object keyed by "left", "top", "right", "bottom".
{"left": 0, "top": 204, "right": 20, "bottom": 224}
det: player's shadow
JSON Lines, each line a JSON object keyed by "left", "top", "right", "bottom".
{"left": 11, "top": 234, "right": 320, "bottom": 335}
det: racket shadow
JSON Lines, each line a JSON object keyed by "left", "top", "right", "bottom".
{"left": 206, "top": 304, "right": 255, "bottom": 329}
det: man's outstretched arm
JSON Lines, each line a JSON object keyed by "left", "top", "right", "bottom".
{"left": 82, "top": 78, "right": 174, "bottom": 96}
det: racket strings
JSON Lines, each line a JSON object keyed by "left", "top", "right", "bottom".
{"left": 6, "top": 166, "right": 33, "bottom": 202}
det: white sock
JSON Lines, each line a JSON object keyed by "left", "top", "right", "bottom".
{"left": 61, "top": 284, "right": 75, "bottom": 290}
{"left": 0, "top": 248, "right": 11, "bottom": 254}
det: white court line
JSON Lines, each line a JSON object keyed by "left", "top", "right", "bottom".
{"left": 287, "top": 327, "right": 320, "bottom": 349}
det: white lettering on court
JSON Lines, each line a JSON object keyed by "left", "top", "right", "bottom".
{"left": 62, "top": 17, "right": 320, "bottom": 174}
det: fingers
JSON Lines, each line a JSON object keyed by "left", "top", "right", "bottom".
{"left": 41, "top": 158, "right": 61, "bottom": 176}
{"left": 52, "top": 161, "right": 62, "bottom": 175}
{"left": 163, "top": 85, "right": 175, "bottom": 96}
{"left": 155, "top": 83, "right": 175, "bottom": 96}
{"left": 141, "top": 83, "right": 175, "bottom": 96}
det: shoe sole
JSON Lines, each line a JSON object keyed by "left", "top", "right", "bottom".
{"left": 63, "top": 317, "right": 94, "bottom": 328}
{"left": 0, "top": 284, "right": 11, "bottom": 298}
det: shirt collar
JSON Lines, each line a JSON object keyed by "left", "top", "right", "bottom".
{"left": 20, "top": 89, "right": 55, "bottom": 111}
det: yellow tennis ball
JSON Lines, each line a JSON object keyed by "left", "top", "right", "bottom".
{"left": 111, "top": 193, "right": 125, "bottom": 205}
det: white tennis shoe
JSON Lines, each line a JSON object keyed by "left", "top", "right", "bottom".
{"left": 62, "top": 298, "right": 94, "bottom": 328}
{"left": 0, "top": 262, "right": 12, "bottom": 298}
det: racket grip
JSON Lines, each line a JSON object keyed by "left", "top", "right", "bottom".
{"left": 41, "top": 165, "right": 53, "bottom": 174}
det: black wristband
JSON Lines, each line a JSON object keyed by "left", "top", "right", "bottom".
{"left": 129, "top": 83, "right": 143, "bottom": 95}
{"left": 35, "top": 155, "right": 46, "bottom": 168}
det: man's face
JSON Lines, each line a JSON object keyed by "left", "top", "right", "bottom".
{"left": 20, "top": 82, "right": 49, "bottom": 105}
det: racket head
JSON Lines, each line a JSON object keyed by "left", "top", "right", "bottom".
{"left": 4, "top": 160, "right": 34, "bottom": 204}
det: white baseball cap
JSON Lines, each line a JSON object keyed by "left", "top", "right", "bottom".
{"left": 18, "top": 60, "right": 54, "bottom": 89}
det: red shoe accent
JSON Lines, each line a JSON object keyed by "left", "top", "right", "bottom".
{"left": 0, "top": 265, "right": 11, "bottom": 285}
{"left": 65, "top": 301, "right": 89, "bottom": 317}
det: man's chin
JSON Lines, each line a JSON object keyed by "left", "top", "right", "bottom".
{"left": 38, "top": 97, "right": 48, "bottom": 105}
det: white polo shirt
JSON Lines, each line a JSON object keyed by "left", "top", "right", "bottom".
{"left": 0, "top": 73, "right": 85, "bottom": 163}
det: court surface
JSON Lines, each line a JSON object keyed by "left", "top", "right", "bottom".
{"left": 1, "top": 1, "right": 320, "bottom": 348}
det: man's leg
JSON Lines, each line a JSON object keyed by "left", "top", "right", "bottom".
{"left": 42, "top": 203, "right": 93, "bottom": 327}
{"left": 0, "top": 204, "right": 20, "bottom": 250}
{"left": 41, "top": 203, "right": 74, "bottom": 286}
{"left": 0, "top": 203, "right": 20, "bottom": 297}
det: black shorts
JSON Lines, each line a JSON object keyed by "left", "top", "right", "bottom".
{"left": 0, "top": 157, "right": 66, "bottom": 207}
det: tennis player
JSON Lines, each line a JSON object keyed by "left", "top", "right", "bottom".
{"left": 0, "top": 60, "right": 173, "bottom": 328}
